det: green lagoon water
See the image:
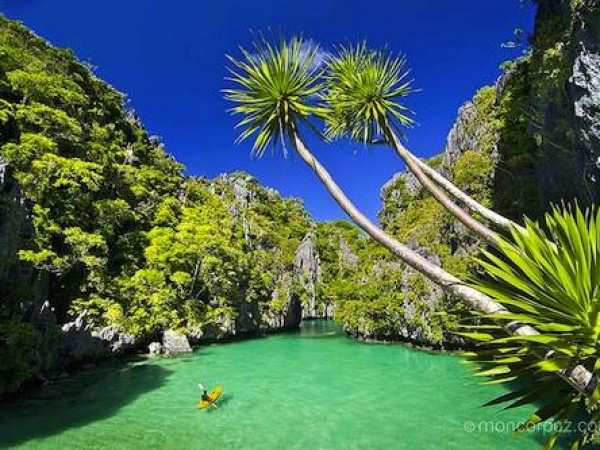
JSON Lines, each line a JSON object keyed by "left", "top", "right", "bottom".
{"left": 0, "top": 320, "right": 545, "bottom": 449}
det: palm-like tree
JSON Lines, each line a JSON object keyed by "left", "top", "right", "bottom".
{"left": 463, "top": 205, "right": 600, "bottom": 449}
{"left": 223, "top": 37, "right": 595, "bottom": 397}
{"left": 321, "top": 44, "right": 516, "bottom": 243}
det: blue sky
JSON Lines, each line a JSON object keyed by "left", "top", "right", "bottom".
{"left": 0, "top": 1, "right": 535, "bottom": 222}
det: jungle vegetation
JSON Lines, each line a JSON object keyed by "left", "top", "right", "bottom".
{"left": 0, "top": 16, "right": 314, "bottom": 394}
{"left": 223, "top": 27, "right": 600, "bottom": 448}
{"left": 2, "top": 2, "right": 600, "bottom": 447}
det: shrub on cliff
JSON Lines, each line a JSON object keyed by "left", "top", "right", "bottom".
{"left": 0, "top": 17, "right": 313, "bottom": 393}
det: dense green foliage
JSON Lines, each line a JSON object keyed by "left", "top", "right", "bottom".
{"left": 462, "top": 205, "right": 600, "bottom": 449}
{"left": 0, "top": 17, "right": 312, "bottom": 394}
{"left": 313, "top": 220, "right": 463, "bottom": 345}
{"left": 0, "top": 15, "right": 180, "bottom": 391}
{"left": 93, "top": 174, "right": 312, "bottom": 336}
{"left": 0, "top": 15, "right": 184, "bottom": 323}
{"left": 314, "top": 221, "right": 405, "bottom": 338}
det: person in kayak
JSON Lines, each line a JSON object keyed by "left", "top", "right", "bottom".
{"left": 197, "top": 383, "right": 223, "bottom": 410}
{"left": 198, "top": 383, "right": 209, "bottom": 401}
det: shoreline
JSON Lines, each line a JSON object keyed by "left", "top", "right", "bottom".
{"left": 2, "top": 318, "right": 469, "bottom": 402}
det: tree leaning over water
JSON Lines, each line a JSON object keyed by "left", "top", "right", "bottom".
{"left": 223, "top": 37, "right": 596, "bottom": 400}
{"left": 321, "top": 44, "right": 600, "bottom": 446}
{"left": 321, "top": 43, "right": 516, "bottom": 243}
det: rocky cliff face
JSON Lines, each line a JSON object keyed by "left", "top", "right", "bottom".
{"left": 494, "top": 0, "right": 600, "bottom": 219}
{"left": 0, "top": 162, "right": 47, "bottom": 306}
{"left": 375, "top": 0, "right": 600, "bottom": 348}
{"left": 295, "top": 232, "right": 323, "bottom": 319}
{"left": 204, "top": 172, "right": 312, "bottom": 337}
{"left": 569, "top": 1, "right": 600, "bottom": 175}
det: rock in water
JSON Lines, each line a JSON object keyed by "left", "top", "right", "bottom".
{"left": 61, "top": 314, "right": 138, "bottom": 362}
{"left": 148, "top": 342, "right": 163, "bottom": 356}
{"left": 162, "top": 330, "right": 192, "bottom": 355}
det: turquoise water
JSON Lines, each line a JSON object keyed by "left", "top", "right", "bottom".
{"left": 1, "top": 321, "right": 545, "bottom": 449}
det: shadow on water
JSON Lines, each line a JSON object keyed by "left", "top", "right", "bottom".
{"left": 0, "top": 359, "right": 172, "bottom": 448}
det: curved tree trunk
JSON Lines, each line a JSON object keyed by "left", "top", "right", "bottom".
{"left": 291, "top": 129, "right": 596, "bottom": 397}
{"left": 407, "top": 153, "right": 516, "bottom": 230}
{"left": 385, "top": 130, "right": 500, "bottom": 247}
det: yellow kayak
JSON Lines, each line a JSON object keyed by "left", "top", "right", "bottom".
{"left": 197, "top": 384, "right": 223, "bottom": 409}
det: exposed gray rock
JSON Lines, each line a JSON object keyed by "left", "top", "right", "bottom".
{"left": 443, "top": 102, "right": 479, "bottom": 172}
{"left": 442, "top": 99, "right": 499, "bottom": 173}
{"left": 379, "top": 170, "right": 425, "bottom": 228}
{"left": 0, "top": 158, "right": 7, "bottom": 189}
{"left": 262, "top": 273, "right": 302, "bottom": 330}
{"left": 61, "top": 312, "right": 105, "bottom": 362}
{"left": 231, "top": 175, "right": 255, "bottom": 210}
{"left": 197, "top": 322, "right": 231, "bottom": 341}
{"left": 400, "top": 264, "right": 444, "bottom": 345}
{"left": 187, "top": 280, "right": 303, "bottom": 342}
{"left": 380, "top": 170, "right": 421, "bottom": 201}
{"left": 364, "top": 251, "right": 453, "bottom": 346}
{"left": 187, "top": 327, "right": 204, "bottom": 345}
{"left": 0, "top": 162, "right": 48, "bottom": 305}
{"left": 448, "top": 220, "right": 481, "bottom": 257}
{"left": 519, "top": 0, "right": 600, "bottom": 211}
{"left": 148, "top": 342, "right": 163, "bottom": 356}
{"left": 294, "top": 232, "right": 321, "bottom": 319}
{"left": 162, "top": 329, "right": 192, "bottom": 355}
{"left": 339, "top": 237, "right": 359, "bottom": 267}
{"left": 344, "top": 253, "right": 454, "bottom": 346}
{"left": 94, "top": 326, "right": 136, "bottom": 353}
{"left": 571, "top": 24, "right": 600, "bottom": 187}
{"left": 234, "top": 299, "right": 260, "bottom": 335}
{"left": 60, "top": 313, "right": 139, "bottom": 362}
{"left": 214, "top": 173, "right": 258, "bottom": 242}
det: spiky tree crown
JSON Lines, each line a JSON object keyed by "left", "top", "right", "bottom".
{"left": 224, "top": 37, "right": 324, "bottom": 156}
{"left": 322, "top": 43, "right": 415, "bottom": 144}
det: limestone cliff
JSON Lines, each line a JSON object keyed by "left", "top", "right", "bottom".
{"left": 494, "top": 0, "right": 600, "bottom": 219}
{"left": 0, "top": 161, "right": 47, "bottom": 306}
{"left": 295, "top": 232, "right": 323, "bottom": 319}
{"left": 0, "top": 17, "right": 322, "bottom": 394}
{"left": 373, "top": 0, "right": 600, "bottom": 347}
